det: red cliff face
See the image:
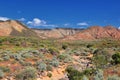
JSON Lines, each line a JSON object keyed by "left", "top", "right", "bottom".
{"left": 63, "top": 26, "right": 120, "bottom": 40}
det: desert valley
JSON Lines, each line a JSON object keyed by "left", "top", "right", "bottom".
{"left": 0, "top": 0, "right": 120, "bottom": 80}
{"left": 0, "top": 20, "right": 120, "bottom": 80}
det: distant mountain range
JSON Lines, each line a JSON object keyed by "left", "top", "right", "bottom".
{"left": 32, "top": 28, "right": 83, "bottom": 39}
{"left": 0, "top": 20, "right": 120, "bottom": 40}
{"left": 62, "top": 26, "right": 120, "bottom": 40}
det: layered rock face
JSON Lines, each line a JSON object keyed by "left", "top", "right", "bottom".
{"left": 33, "top": 28, "right": 82, "bottom": 39}
{"left": 62, "top": 26, "right": 120, "bottom": 40}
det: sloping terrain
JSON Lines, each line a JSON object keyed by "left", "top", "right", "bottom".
{"left": 33, "top": 28, "right": 82, "bottom": 39}
{"left": 0, "top": 20, "right": 38, "bottom": 38}
{"left": 63, "top": 26, "right": 120, "bottom": 40}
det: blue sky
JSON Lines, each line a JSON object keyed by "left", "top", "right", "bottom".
{"left": 0, "top": 0, "right": 120, "bottom": 29}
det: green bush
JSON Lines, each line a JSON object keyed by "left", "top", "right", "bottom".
{"left": 46, "top": 65, "right": 53, "bottom": 71}
{"left": 19, "top": 60, "right": 32, "bottom": 66}
{"left": 47, "top": 72, "right": 52, "bottom": 78}
{"left": 31, "top": 50, "right": 39, "bottom": 55}
{"left": 107, "top": 75, "right": 120, "bottom": 80}
{"left": 13, "top": 54, "right": 22, "bottom": 61}
{"left": 93, "top": 69, "right": 104, "bottom": 80}
{"left": 0, "top": 70, "right": 4, "bottom": 78}
{"left": 65, "top": 66, "right": 84, "bottom": 80}
{"left": 49, "top": 58, "right": 59, "bottom": 67}
{"left": 66, "top": 66, "right": 96, "bottom": 80}
{"left": 58, "top": 54, "right": 66, "bottom": 60}
{"left": 48, "top": 47, "right": 59, "bottom": 55}
{"left": 112, "top": 52, "right": 120, "bottom": 64}
{"left": 82, "top": 75, "right": 89, "bottom": 80}
{"left": 36, "top": 62, "right": 47, "bottom": 71}
{"left": 0, "top": 66, "right": 10, "bottom": 73}
{"left": 22, "top": 53, "right": 33, "bottom": 58}
{"left": 16, "top": 67, "right": 37, "bottom": 80}
{"left": 64, "top": 56, "right": 73, "bottom": 63}
{"left": 58, "top": 54, "right": 72, "bottom": 63}
{"left": 83, "top": 68, "right": 95, "bottom": 76}
{"left": 62, "top": 44, "right": 68, "bottom": 50}
{"left": 86, "top": 44, "right": 93, "bottom": 48}
{"left": 92, "top": 49, "right": 109, "bottom": 68}
{"left": 3, "top": 55, "right": 10, "bottom": 61}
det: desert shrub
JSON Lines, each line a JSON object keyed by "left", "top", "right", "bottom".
{"left": 33, "top": 51, "right": 44, "bottom": 58}
{"left": 65, "top": 49, "right": 76, "bottom": 55}
{"left": 66, "top": 65, "right": 96, "bottom": 80}
{"left": 47, "top": 72, "right": 52, "bottom": 78}
{"left": 13, "top": 54, "right": 22, "bottom": 61}
{"left": 2, "top": 55, "right": 10, "bottom": 61}
{"left": 0, "top": 51, "right": 13, "bottom": 61}
{"left": 0, "top": 70, "right": 4, "bottom": 78}
{"left": 19, "top": 60, "right": 25, "bottom": 65}
{"left": 86, "top": 44, "right": 93, "bottom": 48}
{"left": 92, "top": 49, "right": 110, "bottom": 68}
{"left": 93, "top": 69, "right": 104, "bottom": 80}
{"left": 58, "top": 54, "right": 72, "bottom": 63}
{"left": 83, "top": 68, "right": 95, "bottom": 76}
{"left": 64, "top": 56, "right": 73, "bottom": 63}
{"left": 46, "top": 65, "right": 53, "bottom": 71}
{"left": 0, "top": 58, "right": 3, "bottom": 61}
{"left": 15, "top": 43, "right": 20, "bottom": 46}
{"left": 73, "top": 51, "right": 81, "bottom": 56}
{"left": 48, "top": 47, "right": 59, "bottom": 55}
{"left": 93, "top": 48, "right": 108, "bottom": 55}
{"left": 112, "top": 52, "right": 120, "bottom": 64}
{"left": 0, "top": 66, "right": 10, "bottom": 73}
{"left": 21, "top": 62, "right": 32, "bottom": 66}
{"left": 36, "top": 62, "right": 47, "bottom": 71}
{"left": 16, "top": 67, "right": 37, "bottom": 80}
{"left": 30, "top": 50, "right": 39, "bottom": 54}
{"left": 58, "top": 54, "right": 66, "bottom": 60}
{"left": 49, "top": 57, "right": 59, "bottom": 67}
{"left": 90, "top": 48, "right": 98, "bottom": 54}
{"left": 22, "top": 53, "right": 33, "bottom": 58}
{"left": 0, "top": 39, "right": 3, "bottom": 44}
{"left": 107, "top": 75, "right": 120, "bottom": 80}
{"left": 81, "top": 52, "right": 89, "bottom": 56}
{"left": 82, "top": 75, "right": 89, "bottom": 80}
{"left": 62, "top": 44, "right": 68, "bottom": 50}
{"left": 93, "top": 54, "right": 108, "bottom": 68}
{"left": 66, "top": 66, "right": 84, "bottom": 80}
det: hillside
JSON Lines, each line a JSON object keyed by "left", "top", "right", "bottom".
{"left": 33, "top": 28, "right": 83, "bottom": 39}
{"left": 0, "top": 20, "right": 120, "bottom": 40}
{"left": 62, "top": 26, "right": 120, "bottom": 40}
{"left": 0, "top": 20, "right": 38, "bottom": 38}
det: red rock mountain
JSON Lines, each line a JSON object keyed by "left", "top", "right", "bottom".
{"left": 0, "top": 20, "right": 120, "bottom": 40}
{"left": 0, "top": 20, "right": 38, "bottom": 37}
{"left": 62, "top": 26, "right": 120, "bottom": 40}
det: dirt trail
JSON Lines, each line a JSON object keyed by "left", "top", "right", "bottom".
{"left": 37, "top": 65, "right": 67, "bottom": 80}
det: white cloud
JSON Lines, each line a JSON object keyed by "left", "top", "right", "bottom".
{"left": 27, "top": 18, "right": 57, "bottom": 27}
{"left": 0, "top": 17, "right": 9, "bottom": 21}
{"left": 64, "top": 23, "right": 70, "bottom": 26}
{"left": 77, "top": 22, "right": 88, "bottom": 26}
{"left": 118, "top": 26, "right": 120, "bottom": 29}
{"left": 18, "top": 18, "right": 26, "bottom": 21}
